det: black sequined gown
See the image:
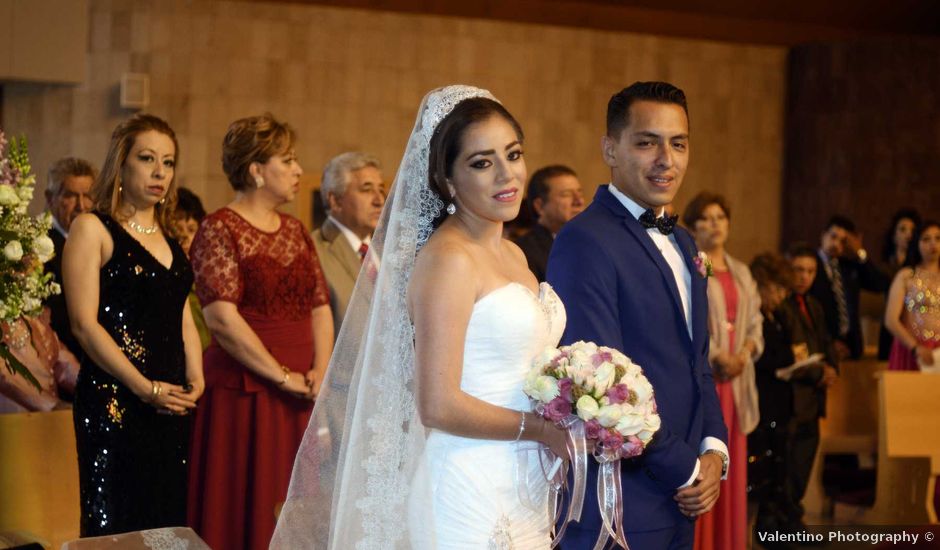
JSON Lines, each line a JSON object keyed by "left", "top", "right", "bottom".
{"left": 73, "top": 212, "right": 194, "bottom": 536}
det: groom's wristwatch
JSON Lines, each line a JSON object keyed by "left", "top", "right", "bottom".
{"left": 702, "top": 449, "right": 729, "bottom": 477}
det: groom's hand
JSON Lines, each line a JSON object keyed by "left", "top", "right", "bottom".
{"left": 673, "top": 453, "right": 722, "bottom": 517}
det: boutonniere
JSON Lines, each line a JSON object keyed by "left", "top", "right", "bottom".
{"left": 693, "top": 251, "right": 713, "bottom": 279}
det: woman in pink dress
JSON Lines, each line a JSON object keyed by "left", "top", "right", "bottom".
{"left": 885, "top": 221, "right": 940, "bottom": 371}
{"left": 883, "top": 220, "right": 940, "bottom": 516}
{"left": 0, "top": 308, "right": 79, "bottom": 413}
{"left": 187, "top": 114, "right": 333, "bottom": 550}
{"left": 684, "top": 192, "right": 763, "bottom": 550}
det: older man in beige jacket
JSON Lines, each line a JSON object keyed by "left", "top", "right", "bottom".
{"left": 312, "top": 152, "right": 385, "bottom": 336}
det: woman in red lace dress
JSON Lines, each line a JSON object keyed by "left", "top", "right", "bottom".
{"left": 187, "top": 114, "right": 334, "bottom": 550}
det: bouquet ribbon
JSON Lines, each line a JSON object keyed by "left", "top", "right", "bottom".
{"left": 549, "top": 416, "right": 587, "bottom": 547}
{"left": 594, "top": 448, "right": 630, "bottom": 550}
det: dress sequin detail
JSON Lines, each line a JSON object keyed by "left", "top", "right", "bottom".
{"left": 904, "top": 268, "right": 940, "bottom": 344}
{"left": 73, "top": 212, "right": 193, "bottom": 536}
{"left": 488, "top": 515, "right": 516, "bottom": 550}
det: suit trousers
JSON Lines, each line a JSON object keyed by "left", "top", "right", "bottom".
{"left": 785, "top": 418, "right": 820, "bottom": 522}
{"left": 562, "top": 520, "right": 695, "bottom": 550}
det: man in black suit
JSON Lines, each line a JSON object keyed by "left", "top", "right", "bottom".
{"left": 44, "top": 157, "right": 96, "bottom": 365}
{"left": 809, "top": 215, "right": 890, "bottom": 360}
{"left": 513, "top": 165, "right": 585, "bottom": 281}
{"left": 781, "top": 243, "right": 839, "bottom": 532}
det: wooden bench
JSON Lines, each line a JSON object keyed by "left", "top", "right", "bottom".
{"left": 861, "top": 371, "right": 940, "bottom": 524}
{"left": 802, "top": 357, "right": 883, "bottom": 517}
{"left": 0, "top": 409, "right": 80, "bottom": 549}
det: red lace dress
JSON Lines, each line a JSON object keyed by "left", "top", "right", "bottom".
{"left": 186, "top": 208, "right": 329, "bottom": 550}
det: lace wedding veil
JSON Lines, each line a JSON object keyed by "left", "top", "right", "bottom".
{"left": 270, "top": 85, "right": 498, "bottom": 549}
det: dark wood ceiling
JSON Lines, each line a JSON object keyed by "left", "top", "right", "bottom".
{"left": 269, "top": 0, "right": 940, "bottom": 45}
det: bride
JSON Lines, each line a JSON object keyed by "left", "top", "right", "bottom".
{"left": 271, "top": 85, "right": 568, "bottom": 549}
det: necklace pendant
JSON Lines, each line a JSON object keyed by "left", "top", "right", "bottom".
{"left": 127, "top": 219, "right": 158, "bottom": 235}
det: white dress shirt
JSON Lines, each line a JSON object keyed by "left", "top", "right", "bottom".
{"left": 52, "top": 216, "right": 68, "bottom": 239}
{"left": 328, "top": 215, "right": 370, "bottom": 255}
{"left": 608, "top": 184, "right": 730, "bottom": 487}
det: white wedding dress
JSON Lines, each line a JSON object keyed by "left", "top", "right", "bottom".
{"left": 407, "top": 281, "right": 567, "bottom": 549}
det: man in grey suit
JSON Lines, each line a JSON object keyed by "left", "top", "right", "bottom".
{"left": 312, "top": 152, "right": 386, "bottom": 335}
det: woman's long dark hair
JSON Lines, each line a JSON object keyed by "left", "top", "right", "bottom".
{"left": 881, "top": 208, "right": 921, "bottom": 264}
{"left": 905, "top": 220, "right": 940, "bottom": 269}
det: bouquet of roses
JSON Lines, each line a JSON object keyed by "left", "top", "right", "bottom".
{"left": 523, "top": 340, "right": 660, "bottom": 549}
{"left": 0, "top": 130, "right": 60, "bottom": 389}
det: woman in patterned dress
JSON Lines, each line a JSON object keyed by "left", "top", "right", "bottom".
{"left": 186, "top": 114, "right": 333, "bottom": 550}
{"left": 885, "top": 220, "right": 940, "bottom": 371}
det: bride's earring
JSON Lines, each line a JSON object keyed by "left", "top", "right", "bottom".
{"left": 445, "top": 180, "right": 457, "bottom": 215}
{"left": 254, "top": 176, "right": 265, "bottom": 188}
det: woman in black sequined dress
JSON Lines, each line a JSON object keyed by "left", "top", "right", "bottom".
{"left": 63, "top": 114, "right": 204, "bottom": 536}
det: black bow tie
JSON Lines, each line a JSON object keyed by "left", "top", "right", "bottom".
{"left": 638, "top": 209, "right": 678, "bottom": 235}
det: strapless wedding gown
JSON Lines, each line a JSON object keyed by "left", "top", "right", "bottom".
{"left": 407, "top": 282, "right": 567, "bottom": 549}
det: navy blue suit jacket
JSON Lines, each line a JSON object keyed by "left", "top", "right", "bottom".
{"left": 547, "top": 185, "right": 727, "bottom": 534}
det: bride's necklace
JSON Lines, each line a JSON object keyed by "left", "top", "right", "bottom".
{"left": 127, "top": 218, "right": 158, "bottom": 235}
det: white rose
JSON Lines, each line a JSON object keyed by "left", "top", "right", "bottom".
{"left": 596, "top": 404, "right": 623, "bottom": 428}
{"left": 0, "top": 185, "right": 20, "bottom": 206}
{"left": 632, "top": 377, "right": 654, "bottom": 404}
{"left": 566, "top": 363, "right": 589, "bottom": 386}
{"left": 32, "top": 235, "right": 55, "bottom": 263}
{"left": 575, "top": 395, "right": 600, "bottom": 421}
{"left": 523, "top": 368, "right": 542, "bottom": 398}
{"left": 637, "top": 429, "right": 656, "bottom": 445}
{"left": 3, "top": 240, "right": 24, "bottom": 261}
{"left": 16, "top": 185, "right": 33, "bottom": 202}
{"left": 525, "top": 375, "right": 559, "bottom": 403}
{"left": 48, "top": 281, "right": 61, "bottom": 295}
{"left": 615, "top": 411, "right": 645, "bottom": 436}
{"left": 644, "top": 412, "right": 661, "bottom": 433}
{"left": 622, "top": 361, "right": 642, "bottom": 380}
{"left": 568, "top": 349, "right": 591, "bottom": 369}
{"left": 593, "top": 362, "right": 617, "bottom": 395}
{"left": 534, "top": 346, "right": 562, "bottom": 368}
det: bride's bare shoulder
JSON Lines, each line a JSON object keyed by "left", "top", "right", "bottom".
{"left": 415, "top": 231, "right": 474, "bottom": 274}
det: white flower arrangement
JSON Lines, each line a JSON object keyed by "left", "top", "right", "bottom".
{"left": 0, "top": 130, "right": 61, "bottom": 388}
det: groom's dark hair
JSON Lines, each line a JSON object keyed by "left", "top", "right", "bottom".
{"left": 606, "top": 82, "right": 689, "bottom": 139}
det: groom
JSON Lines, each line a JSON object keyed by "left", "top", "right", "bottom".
{"left": 548, "top": 82, "right": 728, "bottom": 549}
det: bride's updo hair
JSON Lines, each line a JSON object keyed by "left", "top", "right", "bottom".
{"left": 428, "top": 97, "right": 524, "bottom": 210}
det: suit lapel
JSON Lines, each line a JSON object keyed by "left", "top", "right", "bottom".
{"left": 322, "top": 219, "right": 362, "bottom": 281}
{"left": 674, "top": 229, "right": 705, "bottom": 348}
{"left": 598, "top": 188, "right": 687, "bottom": 337}
{"left": 620, "top": 217, "right": 686, "bottom": 320}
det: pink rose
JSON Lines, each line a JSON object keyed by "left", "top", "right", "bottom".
{"left": 600, "top": 429, "right": 624, "bottom": 450}
{"left": 584, "top": 419, "right": 603, "bottom": 440}
{"left": 591, "top": 351, "right": 613, "bottom": 367}
{"left": 558, "top": 378, "right": 573, "bottom": 402}
{"left": 622, "top": 435, "right": 644, "bottom": 458}
{"left": 544, "top": 396, "right": 572, "bottom": 422}
{"left": 606, "top": 383, "right": 631, "bottom": 404}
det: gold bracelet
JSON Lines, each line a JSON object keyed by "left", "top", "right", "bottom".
{"left": 277, "top": 366, "right": 291, "bottom": 386}
{"left": 150, "top": 380, "right": 159, "bottom": 402}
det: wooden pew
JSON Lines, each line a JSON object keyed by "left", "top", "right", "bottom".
{"left": 0, "top": 409, "right": 80, "bottom": 548}
{"left": 802, "top": 357, "right": 883, "bottom": 517}
{"left": 862, "top": 371, "right": 940, "bottom": 524}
